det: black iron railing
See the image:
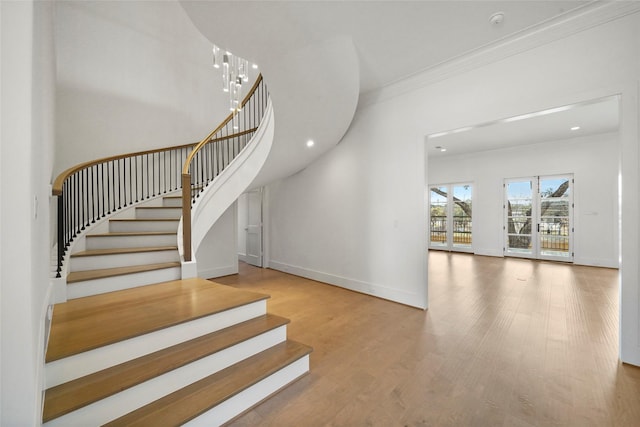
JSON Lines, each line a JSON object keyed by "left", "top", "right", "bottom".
{"left": 52, "top": 74, "right": 269, "bottom": 276}
{"left": 430, "top": 215, "right": 472, "bottom": 245}
{"left": 52, "top": 144, "right": 196, "bottom": 277}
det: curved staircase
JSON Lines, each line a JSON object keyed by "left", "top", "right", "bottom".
{"left": 45, "top": 75, "right": 312, "bottom": 425}
{"left": 45, "top": 192, "right": 312, "bottom": 426}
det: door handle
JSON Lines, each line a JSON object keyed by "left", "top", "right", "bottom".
{"left": 537, "top": 223, "right": 540, "bottom": 233}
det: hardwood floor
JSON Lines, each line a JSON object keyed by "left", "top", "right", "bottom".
{"left": 214, "top": 253, "right": 640, "bottom": 426}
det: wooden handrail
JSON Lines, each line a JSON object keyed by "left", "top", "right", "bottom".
{"left": 52, "top": 142, "right": 197, "bottom": 196}
{"left": 209, "top": 127, "right": 258, "bottom": 143}
{"left": 182, "top": 74, "right": 263, "bottom": 175}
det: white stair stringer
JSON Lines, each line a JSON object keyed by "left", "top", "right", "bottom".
{"left": 45, "top": 299, "right": 267, "bottom": 388}
{"left": 181, "top": 102, "right": 274, "bottom": 268}
{"left": 66, "top": 265, "right": 182, "bottom": 299}
{"left": 184, "top": 356, "right": 310, "bottom": 427}
{"left": 43, "top": 325, "right": 287, "bottom": 427}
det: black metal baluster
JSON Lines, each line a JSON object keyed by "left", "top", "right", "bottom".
{"left": 117, "top": 159, "right": 122, "bottom": 210}
{"left": 90, "top": 165, "right": 95, "bottom": 223}
{"left": 128, "top": 157, "right": 132, "bottom": 206}
{"left": 152, "top": 152, "right": 156, "bottom": 197}
{"left": 80, "top": 170, "right": 85, "bottom": 230}
{"left": 145, "top": 154, "right": 149, "bottom": 200}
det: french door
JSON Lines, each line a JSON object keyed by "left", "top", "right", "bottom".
{"left": 504, "top": 175, "right": 573, "bottom": 262}
{"left": 429, "top": 183, "right": 473, "bottom": 252}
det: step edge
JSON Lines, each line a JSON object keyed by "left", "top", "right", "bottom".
{"left": 71, "top": 247, "right": 178, "bottom": 258}
{"left": 103, "top": 341, "right": 312, "bottom": 426}
{"left": 109, "top": 218, "right": 180, "bottom": 222}
{"left": 46, "top": 288, "right": 270, "bottom": 362}
{"left": 42, "top": 315, "right": 290, "bottom": 422}
{"left": 67, "top": 262, "right": 181, "bottom": 284}
{"left": 87, "top": 232, "right": 177, "bottom": 237}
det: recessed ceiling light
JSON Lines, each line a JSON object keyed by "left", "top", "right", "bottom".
{"left": 306, "top": 140, "right": 314, "bottom": 147}
{"left": 571, "top": 126, "right": 580, "bottom": 131}
{"left": 252, "top": 63, "right": 258, "bottom": 69}
{"left": 489, "top": 11, "right": 505, "bottom": 25}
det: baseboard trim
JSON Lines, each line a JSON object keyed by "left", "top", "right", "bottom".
{"left": 473, "top": 248, "right": 504, "bottom": 258}
{"left": 573, "top": 257, "right": 619, "bottom": 269}
{"left": 200, "top": 265, "right": 238, "bottom": 279}
{"left": 269, "top": 261, "right": 425, "bottom": 309}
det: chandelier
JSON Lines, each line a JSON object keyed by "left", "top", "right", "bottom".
{"left": 212, "top": 44, "right": 257, "bottom": 129}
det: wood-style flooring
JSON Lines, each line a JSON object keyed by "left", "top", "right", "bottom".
{"left": 215, "top": 253, "right": 640, "bottom": 426}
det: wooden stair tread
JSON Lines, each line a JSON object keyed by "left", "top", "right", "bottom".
{"left": 46, "top": 278, "right": 269, "bottom": 362}
{"left": 87, "top": 231, "right": 176, "bottom": 237}
{"left": 163, "top": 196, "right": 181, "bottom": 199}
{"left": 66, "top": 262, "right": 181, "bottom": 284}
{"left": 42, "top": 314, "right": 290, "bottom": 423}
{"left": 71, "top": 246, "right": 178, "bottom": 257}
{"left": 109, "top": 218, "right": 180, "bottom": 222}
{"left": 136, "top": 206, "right": 180, "bottom": 210}
{"left": 104, "top": 340, "right": 312, "bottom": 427}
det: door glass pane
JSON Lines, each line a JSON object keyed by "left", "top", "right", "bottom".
{"left": 539, "top": 177, "right": 571, "bottom": 257}
{"left": 452, "top": 185, "right": 472, "bottom": 247}
{"left": 430, "top": 187, "right": 447, "bottom": 247}
{"left": 506, "top": 181, "right": 533, "bottom": 254}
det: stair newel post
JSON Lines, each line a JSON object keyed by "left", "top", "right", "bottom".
{"left": 182, "top": 173, "right": 192, "bottom": 262}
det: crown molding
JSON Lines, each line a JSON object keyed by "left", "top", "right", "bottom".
{"left": 358, "top": 1, "right": 640, "bottom": 108}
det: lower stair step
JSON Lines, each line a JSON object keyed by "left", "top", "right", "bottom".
{"left": 46, "top": 280, "right": 271, "bottom": 389}
{"left": 47, "top": 279, "right": 269, "bottom": 363}
{"left": 104, "top": 340, "right": 312, "bottom": 427}
{"left": 67, "top": 262, "right": 181, "bottom": 284}
{"left": 86, "top": 232, "right": 177, "bottom": 250}
{"left": 42, "top": 314, "right": 290, "bottom": 424}
{"left": 69, "top": 247, "right": 179, "bottom": 272}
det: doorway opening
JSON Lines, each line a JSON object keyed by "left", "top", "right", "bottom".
{"left": 237, "top": 188, "right": 263, "bottom": 267}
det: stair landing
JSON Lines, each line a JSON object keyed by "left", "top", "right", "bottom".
{"left": 46, "top": 278, "right": 269, "bottom": 362}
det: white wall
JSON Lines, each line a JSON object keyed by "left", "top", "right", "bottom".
{"left": 55, "top": 0, "right": 230, "bottom": 177}
{"left": 1, "top": 1, "right": 56, "bottom": 424}
{"left": 428, "top": 132, "right": 619, "bottom": 267}
{"left": 266, "top": 11, "right": 640, "bottom": 365}
{"left": 196, "top": 202, "right": 238, "bottom": 279}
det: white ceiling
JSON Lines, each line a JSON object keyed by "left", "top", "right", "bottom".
{"left": 181, "top": 1, "right": 621, "bottom": 181}
{"left": 427, "top": 95, "right": 620, "bottom": 158}
{"left": 182, "top": 1, "right": 590, "bottom": 94}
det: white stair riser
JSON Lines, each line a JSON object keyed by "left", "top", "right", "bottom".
{"left": 43, "top": 326, "right": 287, "bottom": 427}
{"left": 109, "top": 220, "right": 179, "bottom": 233}
{"left": 67, "top": 267, "right": 181, "bottom": 299}
{"left": 136, "top": 207, "right": 182, "bottom": 219}
{"left": 45, "top": 299, "right": 267, "bottom": 387}
{"left": 184, "top": 356, "right": 310, "bottom": 427}
{"left": 86, "top": 234, "right": 177, "bottom": 250}
{"left": 162, "top": 197, "right": 182, "bottom": 208}
{"left": 70, "top": 250, "right": 179, "bottom": 272}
